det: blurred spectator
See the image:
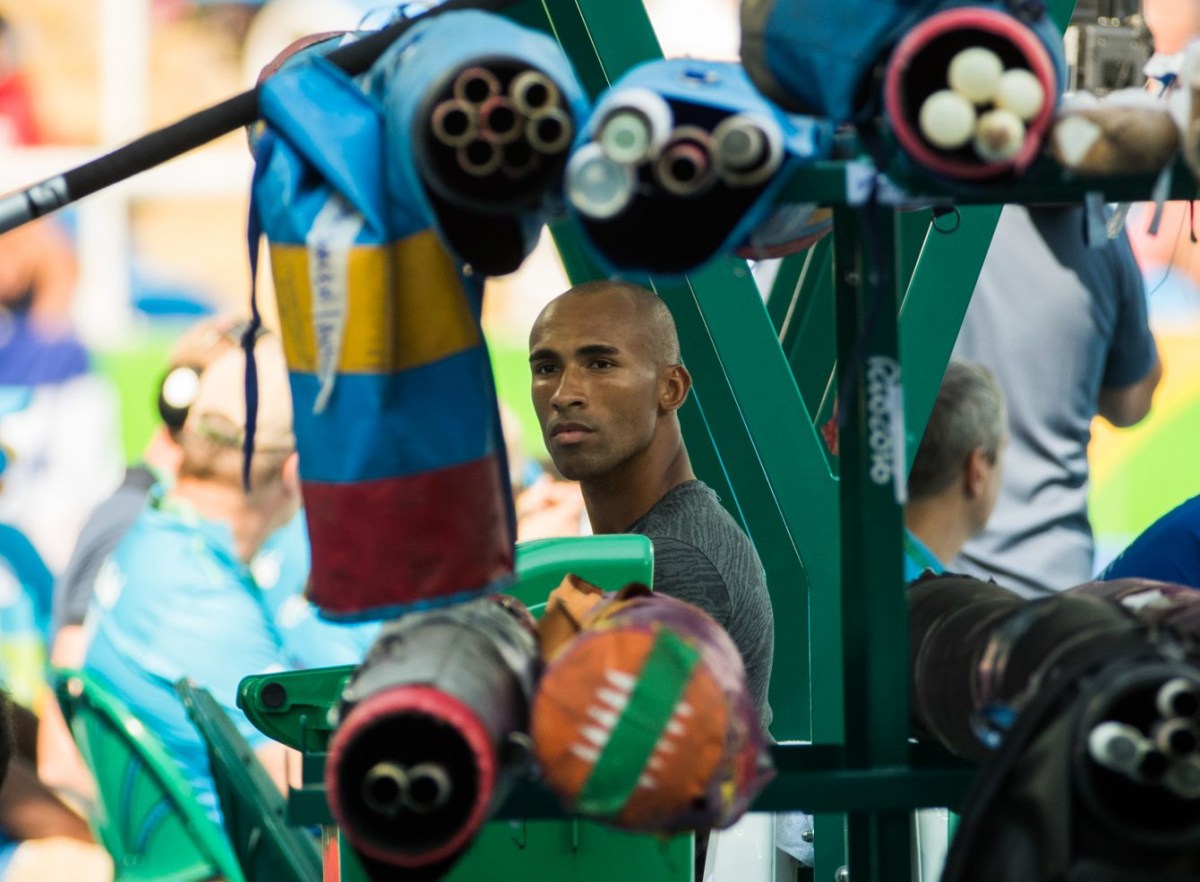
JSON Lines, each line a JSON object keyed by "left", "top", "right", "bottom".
{"left": 0, "top": 15, "right": 40, "bottom": 147}
{"left": 1141, "top": 0, "right": 1200, "bottom": 64}
{"left": 1099, "top": 492, "right": 1200, "bottom": 585}
{"left": 904, "top": 359, "right": 1007, "bottom": 583}
{"left": 82, "top": 336, "right": 333, "bottom": 821}
{"left": 43, "top": 316, "right": 375, "bottom": 800}
{"left": 1127, "top": 201, "right": 1200, "bottom": 322}
{"left": 953, "top": 205, "right": 1161, "bottom": 596}
{"left": 515, "top": 473, "right": 588, "bottom": 542}
{"left": 250, "top": 507, "right": 378, "bottom": 670}
{"left": 0, "top": 520, "right": 52, "bottom": 717}
{"left": 0, "top": 318, "right": 122, "bottom": 573}
{"left": 0, "top": 222, "right": 77, "bottom": 333}
{"left": 0, "top": 216, "right": 121, "bottom": 574}
{"left": 39, "top": 316, "right": 244, "bottom": 799}
{"left": 0, "top": 688, "right": 111, "bottom": 882}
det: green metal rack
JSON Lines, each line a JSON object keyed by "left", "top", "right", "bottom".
{"left": 235, "top": 0, "right": 1200, "bottom": 879}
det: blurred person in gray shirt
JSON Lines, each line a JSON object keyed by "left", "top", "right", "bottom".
{"left": 953, "top": 205, "right": 1161, "bottom": 596}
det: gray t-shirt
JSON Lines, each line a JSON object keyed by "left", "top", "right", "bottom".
{"left": 629, "top": 480, "right": 775, "bottom": 730}
{"left": 953, "top": 205, "right": 1158, "bottom": 597}
{"left": 53, "top": 464, "right": 156, "bottom": 632}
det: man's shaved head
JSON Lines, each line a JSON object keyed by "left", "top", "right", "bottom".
{"left": 550, "top": 280, "right": 682, "bottom": 366}
{"left": 528, "top": 279, "right": 692, "bottom": 491}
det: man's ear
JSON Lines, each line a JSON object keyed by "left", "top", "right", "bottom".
{"left": 965, "top": 447, "right": 988, "bottom": 498}
{"left": 660, "top": 364, "right": 692, "bottom": 413}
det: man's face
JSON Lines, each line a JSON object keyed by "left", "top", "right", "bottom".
{"left": 529, "top": 292, "right": 665, "bottom": 482}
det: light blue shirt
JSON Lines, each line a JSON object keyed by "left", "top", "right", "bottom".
{"left": 904, "top": 530, "right": 944, "bottom": 585}
{"left": 83, "top": 491, "right": 291, "bottom": 822}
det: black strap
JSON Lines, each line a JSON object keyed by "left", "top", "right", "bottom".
{"left": 0, "top": 0, "right": 523, "bottom": 235}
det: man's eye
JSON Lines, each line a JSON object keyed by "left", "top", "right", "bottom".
{"left": 533, "top": 363, "right": 559, "bottom": 375}
{"left": 590, "top": 359, "right": 614, "bottom": 370}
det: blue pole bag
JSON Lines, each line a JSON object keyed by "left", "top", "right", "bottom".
{"left": 563, "top": 58, "right": 831, "bottom": 278}
{"left": 741, "top": 0, "right": 1065, "bottom": 132}
{"left": 249, "top": 13, "right": 586, "bottom": 621}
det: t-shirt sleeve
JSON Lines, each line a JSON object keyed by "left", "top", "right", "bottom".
{"left": 649, "top": 537, "right": 734, "bottom": 629}
{"left": 54, "top": 503, "right": 137, "bottom": 632}
{"left": 1102, "top": 233, "right": 1158, "bottom": 389}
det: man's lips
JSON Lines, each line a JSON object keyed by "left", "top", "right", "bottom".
{"left": 550, "top": 422, "right": 594, "bottom": 444}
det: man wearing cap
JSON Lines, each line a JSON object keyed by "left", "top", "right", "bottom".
{"left": 82, "top": 335, "right": 303, "bottom": 820}
{"left": 38, "top": 316, "right": 246, "bottom": 799}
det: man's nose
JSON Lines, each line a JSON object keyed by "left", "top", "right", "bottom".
{"left": 550, "top": 366, "right": 586, "bottom": 410}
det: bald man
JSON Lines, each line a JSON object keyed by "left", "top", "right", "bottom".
{"left": 529, "top": 280, "right": 775, "bottom": 727}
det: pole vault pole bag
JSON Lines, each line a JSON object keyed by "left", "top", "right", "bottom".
{"left": 908, "top": 575, "right": 1200, "bottom": 881}
{"left": 366, "top": 10, "right": 590, "bottom": 276}
{"left": 941, "top": 644, "right": 1200, "bottom": 882}
{"left": 251, "top": 30, "right": 515, "bottom": 621}
{"left": 531, "top": 581, "right": 774, "bottom": 833}
{"left": 563, "top": 58, "right": 831, "bottom": 277}
{"left": 741, "top": 0, "right": 1065, "bottom": 165}
{"left": 909, "top": 573, "right": 1148, "bottom": 761}
{"left": 740, "top": 0, "right": 928, "bottom": 122}
{"left": 326, "top": 595, "right": 540, "bottom": 880}
{"left": 880, "top": 1, "right": 1067, "bottom": 183}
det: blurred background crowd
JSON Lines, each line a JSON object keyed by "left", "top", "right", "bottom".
{"left": 0, "top": 0, "right": 1198, "bottom": 875}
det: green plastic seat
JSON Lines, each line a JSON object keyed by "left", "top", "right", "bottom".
{"left": 176, "top": 679, "right": 322, "bottom": 882}
{"left": 54, "top": 668, "right": 245, "bottom": 882}
{"left": 510, "top": 534, "right": 655, "bottom": 616}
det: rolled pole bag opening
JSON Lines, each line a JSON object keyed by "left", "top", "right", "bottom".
{"left": 563, "top": 58, "right": 830, "bottom": 277}
{"left": 325, "top": 597, "right": 540, "bottom": 880}
{"left": 882, "top": 4, "right": 1065, "bottom": 182}
{"left": 373, "top": 10, "right": 589, "bottom": 276}
{"left": 249, "top": 13, "right": 587, "bottom": 621}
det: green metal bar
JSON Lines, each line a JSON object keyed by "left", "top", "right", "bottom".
{"left": 655, "top": 261, "right": 832, "bottom": 741}
{"left": 782, "top": 237, "right": 837, "bottom": 421}
{"left": 537, "top": 0, "right": 662, "bottom": 99}
{"left": 677, "top": 393, "right": 752, "bottom": 534}
{"left": 780, "top": 153, "right": 1197, "bottom": 207}
{"left": 848, "top": 810, "right": 913, "bottom": 882}
{"left": 896, "top": 209, "right": 932, "bottom": 292}
{"left": 899, "top": 205, "right": 1002, "bottom": 471}
{"left": 1049, "top": 0, "right": 1077, "bottom": 29}
{"left": 655, "top": 260, "right": 849, "bottom": 880}
{"left": 765, "top": 251, "right": 807, "bottom": 334}
{"left": 833, "top": 205, "right": 909, "bottom": 765}
{"left": 832, "top": 204, "right": 913, "bottom": 881}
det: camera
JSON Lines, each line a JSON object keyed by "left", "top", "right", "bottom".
{"left": 1064, "top": 0, "right": 1152, "bottom": 94}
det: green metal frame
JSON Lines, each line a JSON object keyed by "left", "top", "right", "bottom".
{"left": 260, "top": 0, "right": 1176, "bottom": 879}
{"left": 523, "top": 2, "right": 1106, "bottom": 881}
